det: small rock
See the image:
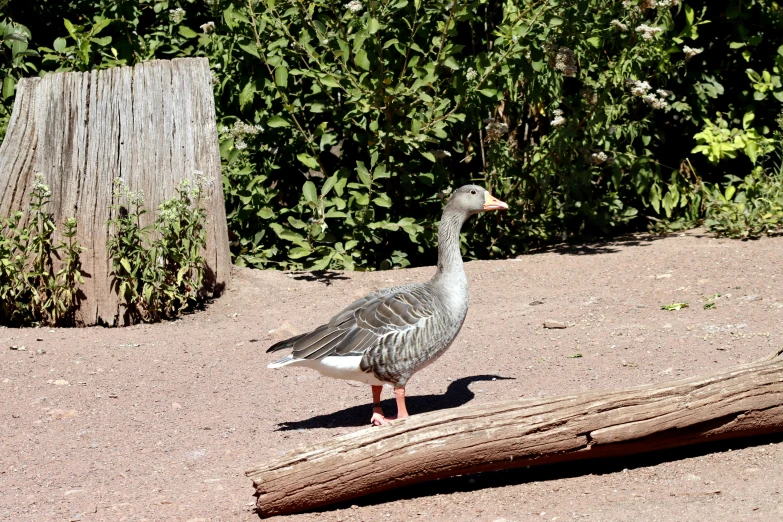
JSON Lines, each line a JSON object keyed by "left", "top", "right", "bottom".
{"left": 64, "top": 489, "right": 84, "bottom": 496}
{"left": 9, "top": 345, "right": 26, "bottom": 351}
{"left": 655, "top": 273, "right": 672, "bottom": 279}
{"left": 53, "top": 379, "right": 69, "bottom": 386}
{"left": 108, "top": 393, "right": 118, "bottom": 399}
{"left": 36, "top": 338, "right": 43, "bottom": 341}
{"left": 70, "top": 514, "right": 82, "bottom": 522}
{"left": 543, "top": 320, "right": 566, "bottom": 329}
{"left": 741, "top": 295, "right": 762, "bottom": 302}
{"left": 2, "top": 378, "right": 9, "bottom": 383}
{"left": 172, "top": 402, "right": 182, "bottom": 410}
{"left": 529, "top": 300, "right": 544, "bottom": 306}
{"left": 268, "top": 321, "right": 299, "bottom": 341}
{"left": 36, "top": 349, "right": 46, "bottom": 355}
{"left": 49, "top": 409, "right": 78, "bottom": 419}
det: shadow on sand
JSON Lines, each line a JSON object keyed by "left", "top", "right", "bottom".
{"left": 276, "top": 374, "right": 514, "bottom": 431}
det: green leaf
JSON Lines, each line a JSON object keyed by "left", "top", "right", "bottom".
{"left": 53, "top": 37, "right": 67, "bottom": 53}
{"left": 420, "top": 150, "right": 436, "bottom": 163}
{"left": 369, "top": 18, "right": 381, "bottom": 34}
{"left": 238, "top": 42, "right": 260, "bottom": 58}
{"left": 661, "top": 303, "right": 689, "bottom": 311}
{"left": 296, "top": 153, "right": 320, "bottom": 170}
{"left": 685, "top": 4, "right": 695, "bottom": 24}
{"left": 2, "top": 76, "right": 15, "bottom": 100}
{"left": 549, "top": 17, "right": 563, "bottom": 26}
{"left": 355, "top": 49, "right": 370, "bottom": 71}
{"left": 373, "top": 196, "right": 392, "bottom": 208}
{"left": 320, "top": 75, "right": 342, "bottom": 88}
{"left": 586, "top": 36, "right": 602, "bottom": 48}
{"left": 477, "top": 88, "right": 497, "bottom": 98}
{"left": 267, "top": 115, "right": 291, "bottom": 128}
{"left": 443, "top": 56, "right": 459, "bottom": 70}
{"left": 91, "top": 36, "right": 112, "bottom": 46}
{"left": 356, "top": 161, "right": 372, "bottom": 186}
{"left": 275, "top": 66, "right": 288, "bottom": 88}
{"left": 322, "top": 175, "right": 337, "bottom": 196}
{"left": 303, "top": 181, "right": 317, "bottom": 203}
{"left": 178, "top": 26, "right": 199, "bottom": 39}
{"left": 567, "top": 354, "right": 583, "bottom": 358}
{"left": 63, "top": 19, "right": 77, "bottom": 39}
{"left": 120, "top": 258, "right": 131, "bottom": 274}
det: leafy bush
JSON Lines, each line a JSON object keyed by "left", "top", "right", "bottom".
{"left": 2, "top": 1, "right": 783, "bottom": 271}
{"left": 107, "top": 176, "right": 211, "bottom": 323}
{"left": 0, "top": 174, "right": 85, "bottom": 326}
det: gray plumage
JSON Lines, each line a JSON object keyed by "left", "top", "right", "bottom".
{"left": 267, "top": 185, "right": 507, "bottom": 388}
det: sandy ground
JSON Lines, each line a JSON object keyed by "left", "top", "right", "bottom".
{"left": 2, "top": 228, "right": 783, "bottom": 522}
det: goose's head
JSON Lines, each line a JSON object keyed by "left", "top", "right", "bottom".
{"left": 446, "top": 184, "right": 508, "bottom": 215}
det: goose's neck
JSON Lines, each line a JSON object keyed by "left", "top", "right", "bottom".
{"left": 431, "top": 209, "right": 469, "bottom": 287}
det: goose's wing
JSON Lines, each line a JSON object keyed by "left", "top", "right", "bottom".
{"left": 267, "top": 284, "right": 436, "bottom": 361}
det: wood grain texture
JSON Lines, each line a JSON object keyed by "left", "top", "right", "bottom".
{"left": 246, "top": 350, "right": 783, "bottom": 517}
{"left": 0, "top": 58, "right": 230, "bottom": 325}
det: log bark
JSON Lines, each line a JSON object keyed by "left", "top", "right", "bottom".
{"left": 246, "top": 350, "right": 783, "bottom": 517}
{"left": 0, "top": 58, "right": 230, "bottom": 326}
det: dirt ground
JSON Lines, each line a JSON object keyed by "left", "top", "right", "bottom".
{"left": 2, "top": 228, "right": 783, "bottom": 522}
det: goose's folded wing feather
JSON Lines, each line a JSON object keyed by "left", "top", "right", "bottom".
{"left": 281, "top": 285, "right": 436, "bottom": 360}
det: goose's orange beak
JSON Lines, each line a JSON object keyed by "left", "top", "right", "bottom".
{"left": 483, "top": 192, "right": 508, "bottom": 211}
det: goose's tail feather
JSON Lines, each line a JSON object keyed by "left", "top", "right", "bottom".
{"left": 266, "top": 332, "right": 308, "bottom": 353}
{"left": 267, "top": 354, "right": 298, "bottom": 369}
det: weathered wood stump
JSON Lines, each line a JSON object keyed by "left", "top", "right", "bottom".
{"left": 0, "top": 58, "right": 230, "bottom": 326}
{"left": 246, "top": 350, "right": 783, "bottom": 517}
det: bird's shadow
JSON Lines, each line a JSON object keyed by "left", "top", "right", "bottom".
{"left": 276, "top": 374, "right": 514, "bottom": 431}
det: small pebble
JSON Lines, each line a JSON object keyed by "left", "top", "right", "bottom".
{"left": 543, "top": 320, "right": 566, "bottom": 329}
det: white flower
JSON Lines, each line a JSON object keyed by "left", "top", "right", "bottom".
{"left": 512, "top": 35, "right": 518, "bottom": 44}
{"left": 590, "top": 151, "right": 608, "bottom": 165}
{"left": 549, "top": 46, "right": 577, "bottom": 77}
{"left": 466, "top": 67, "right": 478, "bottom": 81}
{"left": 626, "top": 79, "right": 652, "bottom": 96}
{"left": 656, "top": 89, "right": 673, "bottom": 98}
{"left": 683, "top": 45, "right": 703, "bottom": 60}
{"left": 643, "top": 93, "right": 669, "bottom": 109}
{"left": 200, "top": 21, "right": 216, "bottom": 34}
{"left": 433, "top": 150, "right": 452, "bottom": 159}
{"left": 635, "top": 24, "right": 662, "bottom": 41}
{"left": 235, "top": 139, "right": 248, "bottom": 150}
{"left": 550, "top": 109, "right": 566, "bottom": 127}
{"left": 170, "top": 8, "right": 185, "bottom": 23}
{"left": 345, "top": 0, "right": 363, "bottom": 13}
{"left": 611, "top": 20, "right": 628, "bottom": 31}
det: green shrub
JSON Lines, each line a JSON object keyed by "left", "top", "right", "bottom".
{"left": 0, "top": 174, "right": 85, "bottom": 326}
{"left": 107, "top": 176, "right": 211, "bottom": 323}
{"left": 3, "top": 1, "right": 783, "bottom": 270}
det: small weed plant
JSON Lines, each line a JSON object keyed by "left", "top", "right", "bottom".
{"left": 107, "top": 175, "right": 212, "bottom": 323}
{"left": 0, "top": 174, "right": 84, "bottom": 326}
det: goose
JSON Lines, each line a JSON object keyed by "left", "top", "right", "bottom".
{"left": 267, "top": 185, "right": 508, "bottom": 425}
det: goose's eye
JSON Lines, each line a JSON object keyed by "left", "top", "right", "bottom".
{"left": 470, "top": 190, "right": 477, "bottom": 195}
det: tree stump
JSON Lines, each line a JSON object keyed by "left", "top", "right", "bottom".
{"left": 246, "top": 350, "right": 783, "bottom": 517}
{"left": 0, "top": 58, "right": 231, "bottom": 326}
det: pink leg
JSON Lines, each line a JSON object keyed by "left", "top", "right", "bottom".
{"left": 370, "top": 385, "right": 393, "bottom": 426}
{"left": 394, "top": 386, "right": 409, "bottom": 419}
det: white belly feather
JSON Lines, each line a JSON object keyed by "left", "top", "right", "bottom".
{"left": 270, "top": 355, "right": 386, "bottom": 386}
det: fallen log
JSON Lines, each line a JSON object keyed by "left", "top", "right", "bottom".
{"left": 246, "top": 349, "right": 783, "bottom": 517}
